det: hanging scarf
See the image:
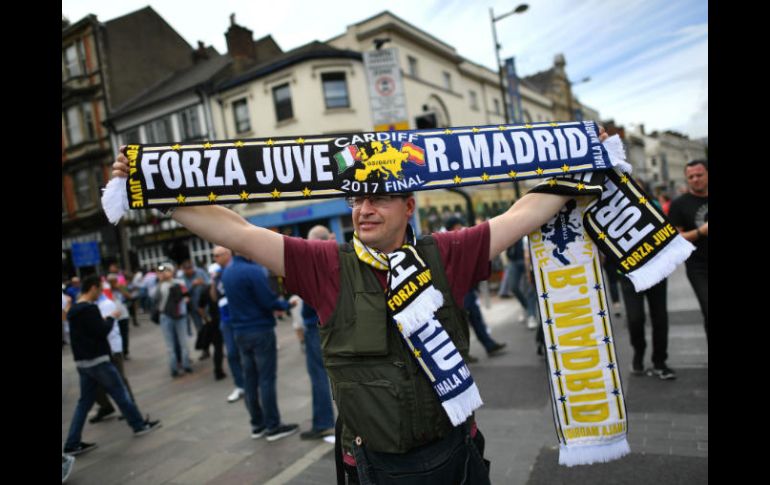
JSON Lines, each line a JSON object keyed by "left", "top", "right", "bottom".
{"left": 352, "top": 227, "right": 483, "bottom": 426}
{"left": 524, "top": 169, "right": 694, "bottom": 466}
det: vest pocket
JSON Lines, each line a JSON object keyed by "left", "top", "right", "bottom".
{"left": 321, "top": 292, "right": 389, "bottom": 357}
{"left": 336, "top": 380, "right": 407, "bottom": 453}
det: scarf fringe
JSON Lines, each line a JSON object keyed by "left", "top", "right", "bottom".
{"left": 101, "top": 178, "right": 129, "bottom": 225}
{"left": 441, "top": 382, "right": 483, "bottom": 426}
{"left": 559, "top": 437, "right": 630, "bottom": 467}
{"left": 604, "top": 136, "right": 632, "bottom": 174}
{"left": 627, "top": 235, "right": 695, "bottom": 292}
{"left": 393, "top": 286, "right": 444, "bottom": 337}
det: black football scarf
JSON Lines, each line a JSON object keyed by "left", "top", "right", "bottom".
{"left": 352, "top": 226, "right": 482, "bottom": 426}
{"left": 103, "top": 120, "right": 624, "bottom": 216}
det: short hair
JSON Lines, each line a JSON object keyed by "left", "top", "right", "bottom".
{"left": 686, "top": 159, "right": 708, "bottom": 171}
{"left": 81, "top": 275, "right": 101, "bottom": 293}
{"left": 157, "top": 262, "right": 175, "bottom": 273}
{"left": 307, "top": 225, "right": 331, "bottom": 240}
{"left": 444, "top": 217, "right": 463, "bottom": 231}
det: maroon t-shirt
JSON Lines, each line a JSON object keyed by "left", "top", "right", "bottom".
{"left": 283, "top": 222, "right": 491, "bottom": 325}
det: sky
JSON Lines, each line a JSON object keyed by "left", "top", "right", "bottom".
{"left": 62, "top": 0, "right": 708, "bottom": 140}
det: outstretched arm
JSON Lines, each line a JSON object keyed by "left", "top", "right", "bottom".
{"left": 488, "top": 127, "right": 608, "bottom": 261}
{"left": 112, "top": 148, "right": 286, "bottom": 277}
{"left": 488, "top": 193, "right": 571, "bottom": 260}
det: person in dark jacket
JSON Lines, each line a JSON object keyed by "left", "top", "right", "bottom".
{"left": 63, "top": 276, "right": 161, "bottom": 456}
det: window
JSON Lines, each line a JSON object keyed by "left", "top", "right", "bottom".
{"left": 63, "top": 102, "right": 96, "bottom": 146}
{"left": 493, "top": 99, "right": 500, "bottom": 115}
{"left": 408, "top": 56, "right": 418, "bottom": 77}
{"left": 145, "top": 116, "right": 172, "bottom": 144}
{"left": 82, "top": 102, "right": 95, "bottom": 140}
{"left": 233, "top": 98, "right": 251, "bottom": 133}
{"left": 651, "top": 156, "right": 657, "bottom": 167}
{"left": 63, "top": 40, "right": 87, "bottom": 78}
{"left": 443, "top": 72, "right": 452, "bottom": 91}
{"left": 180, "top": 106, "right": 203, "bottom": 140}
{"left": 273, "top": 84, "right": 294, "bottom": 122}
{"left": 64, "top": 106, "right": 83, "bottom": 146}
{"left": 322, "top": 72, "right": 350, "bottom": 109}
{"left": 94, "top": 166, "right": 104, "bottom": 194}
{"left": 122, "top": 128, "right": 141, "bottom": 145}
{"left": 469, "top": 91, "right": 478, "bottom": 110}
{"left": 74, "top": 168, "right": 94, "bottom": 210}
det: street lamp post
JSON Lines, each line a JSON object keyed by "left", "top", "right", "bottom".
{"left": 490, "top": 3, "right": 528, "bottom": 198}
{"left": 568, "top": 76, "right": 591, "bottom": 121}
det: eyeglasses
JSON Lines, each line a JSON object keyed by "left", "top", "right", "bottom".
{"left": 345, "top": 195, "right": 405, "bottom": 209}
{"left": 213, "top": 253, "right": 225, "bottom": 258}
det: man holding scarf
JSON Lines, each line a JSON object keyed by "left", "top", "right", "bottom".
{"left": 110, "top": 128, "right": 607, "bottom": 484}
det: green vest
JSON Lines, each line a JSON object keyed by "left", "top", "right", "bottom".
{"left": 320, "top": 236, "right": 471, "bottom": 454}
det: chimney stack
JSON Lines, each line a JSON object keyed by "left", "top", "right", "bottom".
{"left": 225, "top": 13, "right": 256, "bottom": 71}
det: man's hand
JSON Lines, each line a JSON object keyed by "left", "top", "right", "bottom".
{"left": 112, "top": 146, "right": 130, "bottom": 179}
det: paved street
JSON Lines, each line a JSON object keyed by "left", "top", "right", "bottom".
{"left": 62, "top": 263, "right": 707, "bottom": 484}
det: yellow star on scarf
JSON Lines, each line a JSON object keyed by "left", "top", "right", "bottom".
{"left": 239, "top": 191, "right": 249, "bottom": 200}
{"left": 271, "top": 188, "right": 281, "bottom": 198}
{"left": 444, "top": 129, "right": 453, "bottom": 135}
{"left": 208, "top": 192, "right": 217, "bottom": 202}
{"left": 536, "top": 167, "right": 544, "bottom": 175}
{"left": 453, "top": 175, "right": 462, "bottom": 184}
{"left": 234, "top": 140, "right": 245, "bottom": 147}
{"left": 524, "top": 124, "right": 533, "bottom": 129}
{"left": 639, "top": 196, "right": 648, "bottom": 204}
{"left": 203, "top": 142, "right": 213, "bottom": 149}
{"left": 577, "top": 183, "right": 586, "bottom": 191}
{"left": 548, "top": 179, "right": 558, "bottom": 187}
{"left": 302, "top": 187, "right": 312, "bottom": 197}
{"left": 472, "top": 127, "right": 480, "bottom": 133}
{"left": 296, "top": 137, "right": 305, "bottom": 144}
{"left": 561, "top": 164, "right": 570, "bottom": 172}
{"left": 620, "top": 175, "right": 629, "bottom": 184}
{"left": 413, "top": 349, "right": 421, "bottom": 358}
{"left": 267, "top": 139, "right": 275, "bottom": 146}
{"left": 481, "top": 172, "right": 490, "bottom": 182}
{"left": 498, "top": 125, "right": 506, "bottom": 130}
{"left": 397, "top": 322, "right": 403, "bottom": 332}
{"left": 176, "top": 194, "right": 186, "bottom": 204}
{"left": 171, "top": 144, "right": 181, "bottom": 150}
{"left": 598, "top": 232, "right": 607, "bottom": 240}
{"left": 550, "top": 122, "right": 559, "bottom": 127}
{"left": 508, "top": 170, "right": 517, "bottom": 179}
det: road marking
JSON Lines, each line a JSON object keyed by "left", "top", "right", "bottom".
{"left": 263, "top": 442, "right": 333, "bottom": 485}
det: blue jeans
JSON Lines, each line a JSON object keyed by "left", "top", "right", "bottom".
{"left": 220, "top": 320, "right": 244, "bottom": 389}
{"left": 303, "top": 323, "right": 335, "bottom": 431}
{"left": 64, "top": 362, "right": 146, "bottom": 449}
{"left": 464, "top": 291, "right": 497, "bottom": 353}
{"left": 160, "top": 314, "right": 191, "bottom": 374}
{"left": 234, "top": 328, "right": 281, "bottom": 430}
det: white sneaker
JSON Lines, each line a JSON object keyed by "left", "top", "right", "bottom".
{"left": 527, "top": 316, "right": 539, "bottom": 330}
{"left": 227, "top": 388, "right": 244, "bottom": 403}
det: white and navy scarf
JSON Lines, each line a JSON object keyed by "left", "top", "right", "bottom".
{"left": 352, "top": 227, "right": 483, "bottom": 426}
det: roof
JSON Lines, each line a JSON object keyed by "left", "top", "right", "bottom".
{"left": 217, "top": 41, "right": 362, "bottom": 92}
{"left": 110, "top": 54, "right": 232, "bottom": 119}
